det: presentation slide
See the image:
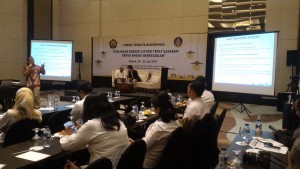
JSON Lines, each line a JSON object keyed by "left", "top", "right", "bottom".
{"left": 212, "top": 32, "right": 278, "bottom": 95}
{"left": 31, "top": 40, "right": 72, "bottom": 81}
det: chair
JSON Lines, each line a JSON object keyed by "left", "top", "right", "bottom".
{"left": 155, "top": 127, "right": 183, "bottom": 169}
{"left": 3, "top": 118, "right": 40, "bottom": 147}
{"left": 46, "top": 110, "right": 70, "bottom": 134}
{"left": 116, "top": 139, "right": 146, "bottom": 169}
{"left": 210, "top": 100, "right": 219, "bottom": 116}
{"left": 86, "top": 157, "right": 113, "bottom": 169}
{"left": 215, "top": 109, "right": 227, "bottom": 137}
{"left": 180, "top": 114, "right": 219, "bottom": 169}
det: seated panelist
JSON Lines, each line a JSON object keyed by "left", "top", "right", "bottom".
{"left": 127, "top": 65, "right": 141, "bottom": 82}
{"left": 115, "top": 66, "right": 127, "bottom": 81}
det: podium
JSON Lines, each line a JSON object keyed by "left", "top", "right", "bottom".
{"left": 160, "top": 67, "right": 169, "bottom": 91}
{"left": 116, "top": 79, "right": 134, "bottom": 93}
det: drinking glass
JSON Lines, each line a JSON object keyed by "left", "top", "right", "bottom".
{"left": 32, "top": 128, "right": 40, "bottom": 140}
{"left": 32, "top": 128, "right": 41, "bottom": 146}
{"left": 71, "top": 96, "right": 76, "bottom": 104}
{"left": 229, "top": 149, "right": 242, "bottom": 169}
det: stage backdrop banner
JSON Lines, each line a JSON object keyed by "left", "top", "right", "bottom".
{"left": 92, "top": 34, "right": 207, "bottom": 80}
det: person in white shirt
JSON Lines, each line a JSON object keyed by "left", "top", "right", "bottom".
{"left": 70, "top": 80, "right": 93, "bottom": 119}
{"left": 60, "top": 92, "right": 129, "bottom": 168}
{"left": 115, "top": 66, "right": 127, "bottom": 79}
{"left": 142, "top": 91, "right": 180, "bottom": 169}
{"left": 183, "top": 80, "right": 210, "bottom": 120}
{"left": 195, "top": 76, "right": 215, "bottom": 109}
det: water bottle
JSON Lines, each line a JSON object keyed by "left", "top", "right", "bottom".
{"left": 53, "top": 96, "right": 59, "bottom": 109}
{"left": 244, "top": 123, "right": 251, "bottom": 144}
{"left": 217, "top": 147, "right": 228, "bottom": 169}
{"left": 75, "top": 96, "right": 80, "bottom": 102}
{"left": 255, "top": 115, "right": 263, "bottom": 137}
{"left": 42, "top": 126, "right": 52, "bottom": 147}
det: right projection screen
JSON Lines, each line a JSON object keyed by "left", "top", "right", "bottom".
{"left": 212, "top": 32, "right": 278, "bottom": 96}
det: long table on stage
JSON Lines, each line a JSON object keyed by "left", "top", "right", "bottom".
{"left": 227, "top": 131, "right": 288, "bottom": 169}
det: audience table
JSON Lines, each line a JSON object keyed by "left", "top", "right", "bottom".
{"left": 0, "top": 138, "right": 69, "bottom": 169}
{"left": 227, "top": 131, "right": 288, "bottom": 169}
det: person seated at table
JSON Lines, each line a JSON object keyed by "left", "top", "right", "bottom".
{"left": 141, "top": 91, "right": 180, "bottom": 169}
{"left": 183, "top": 80, "right": 209, "bottom": 121}
{"left": 70, "top": 80, "right": 93, "bottom": 119}
{"left": 287, "top": 137, "right": 300, "bottom": 169}
{"left": 115, "top": 66, "right": 127, "bottom": 81}
{"left": 0, "top": 87, "right": 42, "bottom": 143}
{"left": 194, "top": 76, "right": 215, "bottom": 109}
{"left": 127, "top": 65, "right": 141, "bottom": 82}
{"left": 274, "top": 98, "right": 300, "bottom": 149}
{"left": 60, "top": 92, "right": 129, "bottom": 168}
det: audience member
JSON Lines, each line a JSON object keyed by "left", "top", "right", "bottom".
{"left": 60, "top": 92, "right": 129, "bottom": 168}
{"left": 288, "top": 137, "right": 300, "bottom": 169}
{"left": 23, "top": 56, "right": 45, "bottom": 109}
{"left": 70, "top": 80, "right": 93, "bottom": 119}
{"left": 142, "top": 91, "right": 179, "bottom": 169}
{"left": 274, "top": 99, "right": 300, "bottom": 149}
{"left": 195, "top": 76, "right": 215, "bottom": 109}
{"left": 0, "top": 87, "right": 42, "bottom": 143}
{"left": 183, "top": 80, "right": 209, "bottom": 120}
{"left": 127, "top": 65, "right": 141, "bottom": 82}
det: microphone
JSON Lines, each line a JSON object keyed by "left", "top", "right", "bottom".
{"left": 269, "top": 125, "right": 278, "bottom": 132}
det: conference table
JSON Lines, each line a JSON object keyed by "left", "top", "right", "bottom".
{"left": 0, "top": 95, "right": 157, "bottom": 168}
{"left": 0, "top": 137, "right": 68, "bottom": 169}
{"left": 227, "top": 131, "right": 288, "bottom": 169}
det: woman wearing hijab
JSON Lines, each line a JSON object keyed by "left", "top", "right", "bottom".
{"left": 0, "top": 87, "right": 42, "bottom": 142}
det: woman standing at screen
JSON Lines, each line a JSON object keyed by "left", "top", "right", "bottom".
{"left": 23, "top": 56, "right": 45, "bottom": 109}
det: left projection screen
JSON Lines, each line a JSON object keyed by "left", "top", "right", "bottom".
{"left": 31, "top": 40, "right": 72, "bottom": 81}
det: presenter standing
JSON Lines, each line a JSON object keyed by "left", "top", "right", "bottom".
{"left": 23, "top": 56, "right": 45, "bottom": 109}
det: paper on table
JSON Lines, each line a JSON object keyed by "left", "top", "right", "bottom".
{"left": 15, "top": 151, "right": 50, "bottom": 162}
{"left": 0, "top": 164, "right": 6, "bottom": 169}
{"left": 39, "top": 107, "right": 54, "bottom": 110}
{"left": 249, "top": 139, "right": 288, "bottom": 154}
{"left": 65, "top": 105, "right": 75, "bottom": 108}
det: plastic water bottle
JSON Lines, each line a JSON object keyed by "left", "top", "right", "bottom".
{"left": 42, "top": 126, "right": 52, "bottom": 147}
{"left": 255, "top": 115, "right": 263, "bottom": 137}
{"left": 53, "top": 96, "right": 59, "bottom": 109}
{"left": 217, "top": 147, "right": 228, "bottom": 169}
{"left": 244, "top": 123, "right": 251, "bottom": 144}
{"left": 75, "top": 96, "right": 80, "bottom": 102}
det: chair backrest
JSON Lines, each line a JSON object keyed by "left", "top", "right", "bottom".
{"left": 215, "top": 108, "right": 227, "bottom": 137}
{"left": 210, "top": 100, "right": 219, "bottom": 116}
{"left": 3, "top": 118, "right": 40, "bottom": 147}
{"left": 46, "top": 110, "right": 70, "bottom": 134}
{"left": 116, "top": 139, "right": 146, "bottom": 169}
{"left": 86, "top": 157, "right": 113, "bottom": 169}
{"left": 180, "top": 114, "right": 219, "bottom": 169}
{"left": 155, "top": 127, "right": 183, "bottom": 169}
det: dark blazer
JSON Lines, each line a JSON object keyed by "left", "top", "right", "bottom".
{"left": 128, "top": 69, "right": 141, "bottom": 82}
